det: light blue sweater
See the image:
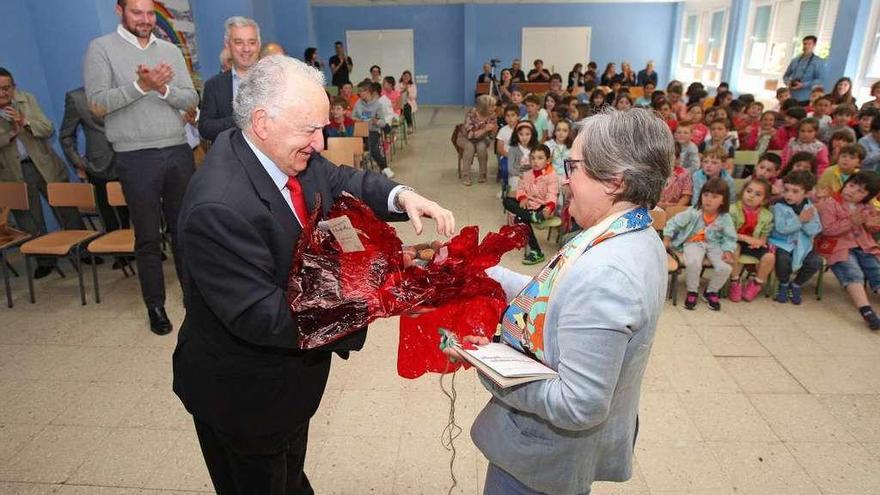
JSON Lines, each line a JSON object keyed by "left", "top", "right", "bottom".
{"left": 474, "top": 227, "right": 666, "bottom": 495}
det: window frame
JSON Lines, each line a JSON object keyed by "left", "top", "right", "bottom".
{"left": 855, "top": 0, "right": 880, "bottom": 104}
{"left": 678, "top": 7, "right": 729, "bottom": 70}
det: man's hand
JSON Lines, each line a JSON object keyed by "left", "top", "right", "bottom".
{"left": 136, "top": 63, "right": 174, "bottom": 93}
{"left": 2, "top": 106, "right": 24, "bottom": 126}
{"left": 183, "top": 106, "right": 198, "bottom": 125}
{"left": 397, "top": 189, "right": 455, "bottom": 237}
{"left": 88, "top": 102, "right": 107, "bottom": 119}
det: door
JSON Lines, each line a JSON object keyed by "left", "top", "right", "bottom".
{"left": 521, "top": 27, "right": 591, "bottom": 77}
{"left": 345, "top": 29, "right": 415, "bottom": 84}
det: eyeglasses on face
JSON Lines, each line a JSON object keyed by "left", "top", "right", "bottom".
{"left": 563, "top": 159, "right": 586, "bottom": 178}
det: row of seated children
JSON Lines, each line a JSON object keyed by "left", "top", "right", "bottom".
{"left": 662, "top": 165, "right": 880, "bottom": 331}
{"left": 325, "top": 80, "right": 396, "bottom": 178}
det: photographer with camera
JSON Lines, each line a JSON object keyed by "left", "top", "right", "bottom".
{"left": 783, "top": 35, "right": 826, "bottom": 105}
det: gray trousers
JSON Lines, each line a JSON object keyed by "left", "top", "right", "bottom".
{"left": 115, "top": 144, "right": 194, "bottom": 308}
{"left": 684, "top": 242, "right": 732, "bottom": 293}
{"left": 457, "top": 134, "right": 491, "bottom": 180}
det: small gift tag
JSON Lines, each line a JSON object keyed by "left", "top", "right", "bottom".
{"left": 318, "top": 215, "right": 365, "bottom": 253}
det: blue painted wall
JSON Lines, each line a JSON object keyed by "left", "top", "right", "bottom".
{"left": 0, "top": 0, "right": 55, "bottom": 127}
{"left": 314, "top": 4, "right": 466, "bottom": 105}
{"left": 314, "top": 2, "right": 677, "bottom": 105}
{"left": 826, "top": 0, "right": 872, "bottom": 89}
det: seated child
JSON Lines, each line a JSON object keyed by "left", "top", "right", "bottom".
{"left": 503, "top": 144, "right": 559, "bottom": 265}
{"left": 510, "top": 87, "right": 527, "bottom": 118}
{"left": 635, "top": 81, "right": 655, "bottom": 108}
{"left": 781, "top": 117, "right": 830, "bottom": 177}
{"left": 659, "top": 142, "right": 693, "bottom": 207}
{"left": 858, "top": 115, "right": 880, "bottom": 172}
{"left": 546, "top": 120, "right": 573, "bottom": 212}
{"left": 774, "top": 87, "right": 791, "bottom": 111}
{"left": 381, "top": 76, "right": 402, "bottom": 116}
{"left": 820, "top": 104, "right": 857, "bottom": 143}
{"left": 685, "top": 103, "right": 709, "bottom": 144}
{"left": 753, "top": 152, "right": 784, "bottom": 202}
{"left": 353, "top": 80, "right": 393, "bottom": 176}
{"left": 818, "top": 143, "right": 864, "bottom": 198}
{"left": 817, "top": 172, "right": 880, "bottom": 329}
{"left": 769, "top": 170, "right": 823, "bottom": 304}
{"left": 743, "top": 111, "right": 779, "bottom": 155}
{"left": 674, "top": 124, "right": 701, "bottom": 172}
{"left": 663, "top": 178, "right": 738, "bottom": 310}
{"left": 783, "top": 151, "right": 818, "bottom": 177}
{"left": 829, "top": 128, "right": 857, "bottom": 165}
{"left": 325, "top": 97, "right": 354, "bottom": 138}
{"left": 728, "top": 178, "right": 776, "bottom": 302}
{"left": 699, "top": 119, "right": 736, "bottom": 173}
{"left": 692, "top": 148, "right": 736, "bottom": 206}
{"left": 809, "top": 96, "right": 832, "bottom": 132}
{"left": 738, "top": 101, "right": 764, "bottom": 145}
{"left": 773, "top": 106, "right": 806, "bottom": 151}
{"left": 524, "top": 94, "right": 551, "bottom": 142}
{"left": 495, "top": 104, "right": 521, "bottom": 185}
{"left": 855, "top": 108, "right": 879, "bottom": 140}
{"left": 506, "top": 120, "right": 539, "bottom": 191}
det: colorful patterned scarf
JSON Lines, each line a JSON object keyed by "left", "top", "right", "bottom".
{"left": 499, "top": 207, "right": 652, "bottom": 363}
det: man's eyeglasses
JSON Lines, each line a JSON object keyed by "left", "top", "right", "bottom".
{"left": 563, "top": 159, "right": 586, "bottom": 179}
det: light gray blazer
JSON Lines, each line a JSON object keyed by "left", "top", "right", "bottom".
{"left": 474, "top": 227, "right": 667, "bottom": 495}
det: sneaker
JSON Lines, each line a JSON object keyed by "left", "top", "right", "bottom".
{"left": 684, "top": 291, "right": 698, "bottom": 310}
{"left": 774, "top": 283, "right": 789, "bottom": 303}
{"left": 382, "top": 167, "right": 395, "bottom": 178}
{"left": 790, "top": 283, "right": 803, "bottom": 305}
{"left": 861, "top": 308, "right": 880, "bottom": 331}
{"left": 702, "top": 291, "right": 722, "bottom": 311}
{"left": 728, "top": 280, "right": 742, "bottom": 302}
{"left": 742, "top": 279, "right": 763, "bottom": 302}
{"left": 522, "top": 251, "right": 546, "bottom": 265}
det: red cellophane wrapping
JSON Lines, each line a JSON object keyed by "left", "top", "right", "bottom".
{"left": 286, "top": 195, "right": 527, "bottom": 366}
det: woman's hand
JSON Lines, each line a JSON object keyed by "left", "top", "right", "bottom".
{"left": 441, "top": 335, "right": 491, "bottom": 362}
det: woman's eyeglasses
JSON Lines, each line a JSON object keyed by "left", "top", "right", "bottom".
{"left": 563, "top": 159, "right": 586, "bottom": 179}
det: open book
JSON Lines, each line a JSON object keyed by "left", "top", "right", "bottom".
{"left": 452, "top": 342, "right": 558, "bottom": 388}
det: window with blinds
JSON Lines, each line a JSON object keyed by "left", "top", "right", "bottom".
{"left": 679, "top": 8, "right": 727, "bottom": 68}
{"left": 681, "top": 14, "right": 699, "bottom": 65}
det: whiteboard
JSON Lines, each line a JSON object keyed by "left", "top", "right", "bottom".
{"left": 345, "top": 29, "right": 415, "bottom": 84}
{"left": 521, "top": 27, "right": 591, "bottom": 78}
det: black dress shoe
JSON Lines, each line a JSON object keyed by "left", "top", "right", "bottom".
{"left": 147, "top": 306, "right": 173, "bottom": 335}
{"left": 33, "top": 266, "right": 54, "bottom": 280}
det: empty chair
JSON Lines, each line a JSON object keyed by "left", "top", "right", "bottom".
{"left": 19, "top": 183, "right": 103, "bottom": 305}
{"left": 0, "top": 183, "right": 33, "bottom": 308}
{"left": 86, "top": 182, "right": 136, "bottom": 303}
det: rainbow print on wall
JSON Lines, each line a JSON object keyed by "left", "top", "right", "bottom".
{"left": 153, "top": 0, "right": 202, "bottom": 86}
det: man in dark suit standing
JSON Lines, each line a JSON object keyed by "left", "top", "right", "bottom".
{"left": 173, "top": 55, "right": 454, "bottom": 494}
{"left": 199, "top": 16, "right": 261, "bottom": 142}
{"left": 59, "top": 87, "right": 129, "bottom": 234}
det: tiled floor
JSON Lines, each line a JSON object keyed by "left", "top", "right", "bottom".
{"left": 2, "top": 107, "right": 880, "bottom": 494}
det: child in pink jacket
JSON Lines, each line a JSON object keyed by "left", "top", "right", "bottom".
{"left": 817, "top": 171, "right": 880, "bottom": 329}
{"left": 503, "top": 144, "right": 560, "bottom": 265}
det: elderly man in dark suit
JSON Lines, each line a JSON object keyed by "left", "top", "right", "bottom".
{"left": 199, "top": 16, "right": 261, "bottom": 142}
{"left": 59, "top": 87, "right": 129, "bottom": 234}
{"left": 173, "top": 55, "right": 454, "bottom": 494}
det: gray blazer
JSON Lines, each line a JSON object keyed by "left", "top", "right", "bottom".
{"left": 474, "top": 227, "right": 667, "bottom": 495}
{"left": 59, "top": 87, "right": 116, "bottom": 179}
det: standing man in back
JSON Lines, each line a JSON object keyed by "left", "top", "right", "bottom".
{"left": 84, "top": 0, "right": 198, "bottom": 335}
{"left": 328, "top": 41, "right": 353, "bottom": 90}
{"left": 199, "top": 16, "right": 261, "bottom": 142}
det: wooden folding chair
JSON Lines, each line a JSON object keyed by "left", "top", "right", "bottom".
{"left": 0, "top": 183, "right": 33, "bottom": 308}
{"left": 327, "top": 137, "right": 366, "bottom": 169}
{"left": 86, "top": 182, "right": 136, "bottom": 303}
{"left": 320, "top": 148, "right": 357, "bottom": 168}
{"left": 19, "top": 183, "right": 103, "bottom": 305}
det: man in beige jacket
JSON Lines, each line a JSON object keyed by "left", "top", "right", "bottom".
{"left": 0, "top": 67, "right": 85, "bottom": 279}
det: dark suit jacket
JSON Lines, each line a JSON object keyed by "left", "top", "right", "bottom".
{"left": 198, "top": 70, "right": 235, "bottom": 142}
{"left": 59, "top": 87, "right": 116, "bottom": 179}
{"left": 173, "top": 128, "right": 405, "bottom": 439}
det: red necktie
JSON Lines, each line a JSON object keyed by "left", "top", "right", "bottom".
{"left": 286, "top": 176, "right": 309, "bottom": 226}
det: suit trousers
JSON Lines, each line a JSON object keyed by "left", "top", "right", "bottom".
{"left": 85, "top": 169, "right": 129, "bottom": 232}
{"left": 14, "top": 159, "right": 85, "bottom": 267}
{"left": 194, "top": 418, "right": 314, "bottom": 495}
{"left": 115, "top": 144, "right": 194, "bottom": 307}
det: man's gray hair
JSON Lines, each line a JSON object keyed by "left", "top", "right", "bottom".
{"left": 575, "top": 109, "right": 673, "bottom": 207}
{"left": 224, "top": 16, "right": 261, "bottom": 44}
{"left": 233, "top": 55, "right": 326, "bottom": 131}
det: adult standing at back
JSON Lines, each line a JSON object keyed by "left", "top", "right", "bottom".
{"left": 637, "top": 60, "right": 658, "bottom": 87}
{"left": 199, "top": 17, "right": 260, "bottom": 142}
{"left": 84, "top": 0, "right": 198, "bottom": 335}
{"left": 783, "top": 35, "right": 826, "bottom": 105}
{"left": 328, "top": 40, "right": 353, "bottom": 89}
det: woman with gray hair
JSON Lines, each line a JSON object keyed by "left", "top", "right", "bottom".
{"left": 447, "top": 108, "right": 672, "bottom": 494}
{"left": 456, "top": 94, "right": 498, "bottom": 186}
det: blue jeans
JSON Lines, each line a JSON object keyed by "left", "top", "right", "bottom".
{"left": 484, "top": 464, "right": 552, "bottom": 495}
{"left": 830, "top": 248, "right": 880, "bottom": 290}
